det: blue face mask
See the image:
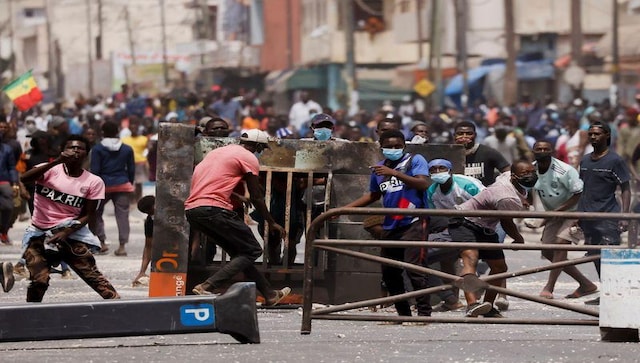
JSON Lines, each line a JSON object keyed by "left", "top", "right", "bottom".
{"left": 382, "top": 148, "right": 404, "bottom": 161}
{"left": 314, "top": 128, "right": 332, "bottom": 141}
{"left": 430, "top": 171, "right": 451, "bottom": 185}
{"left": 254, "top": 151, "right": 263, "bottom": 158}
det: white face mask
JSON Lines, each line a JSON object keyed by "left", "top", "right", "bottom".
{"left": 430, "top": 171, "right": 451, "bottom": 185}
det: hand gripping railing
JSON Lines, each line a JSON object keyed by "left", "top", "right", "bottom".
{"left": 301, "top": 208, "right": 640, "bottom": 334}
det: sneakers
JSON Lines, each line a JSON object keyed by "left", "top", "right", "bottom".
{"left": 495, "top": 296, "right": 509, "bottom": 311}
{"left": 465, "top": 301, "right": 492, "bottom": 317}
{"left": 264, "top": 287, "right": 292, "bottom": 306}
{"left": 585, "top": 297, "right": 600, "bottom": 306}
{"left": 0, "top": 262, "right": 15, "bottom": 293}
{"left": 0, "top": 233, "right": 10, "bottom": 245}
{"left": 482, "top": 307, "right": 504, "bottom": 318}
{"left": 13, "top": 263, "right": 29, "bottom": 279}
{"left": 192, "top": 283, "right": 216, "bottom": 296}
{"left": 61, "top": 270, "right": 74, "bottom": 280}
{"left": 434, "top": 300, "right": 465, "bottom": 312}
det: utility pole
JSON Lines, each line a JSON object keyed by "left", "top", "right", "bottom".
{"left": 455, "top": 0, "right": 468, "bottom": 108}
{"left": 416, "top": 0, "right": 423, "bottom": 62}
{"left": 503, "top": 0, "right": 517, "bottom": 106}
{"left": 86, "top": 0, "right": 94, "bottom": 97}
{"left": 343, "top": 0, "right": 357, "bottom": 114}
{"left": 160, "top": 0, "right": 169, "bottom": 87}
{"left": 569, "top": 0, "right": 582, "bottom": 98}
{"left": 97, "top": 0, "right": 103, "bottom": 60}
{"left": 427, "top": 0, "right": 440, "bottom": 110}
{"left": 570, "top": 0, "right": 582, "bottom": 67}
{"left": 286, "top": 0, "right": 294, "bottom": 69}
{"left": 45, "top": 0, "right": 58, "bottom": 98}
{"left": 124, "top": 6, "right": 136, "bottom": 65}
{"left": 611, "top": 0, "right": 619, "bottom": 107}
{"left": 431, "top": 0, "right": 443, "bottom": 108}
{"left": 8, "top": 0, "right": 15, "bottom": 76}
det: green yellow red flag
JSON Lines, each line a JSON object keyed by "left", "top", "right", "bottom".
{"left": 1, "top": 70, "right": 43, "bottom": 111}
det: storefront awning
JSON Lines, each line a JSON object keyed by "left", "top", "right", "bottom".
{"left": 445, "top": 59, "right": 555, "bottom": 96}
{"left": 264, "top": 67, "right": 326, "bottom": 92}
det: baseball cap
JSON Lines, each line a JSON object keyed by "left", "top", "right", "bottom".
{"left": 240, "top": 129, "right": 270, "bottom": 144}
{"left": 310, "top": 113, "right": 335, "bottom": 127}
{"left": 165, "top": 112, "right": 178, "bottom": 122}
{"left": 199, "top": 116, "right": 213, "bottom": 128}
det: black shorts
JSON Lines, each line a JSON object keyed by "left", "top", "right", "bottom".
{"left": 448, "top": 218, "right": 504, "bottom": 260}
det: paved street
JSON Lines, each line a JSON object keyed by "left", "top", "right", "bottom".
{"left": 0, "top": 209, "right": 639, "bottom": 362}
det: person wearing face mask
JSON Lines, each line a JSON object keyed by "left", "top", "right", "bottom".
{"left": 448, "top": 160, "right": 533, "bottom": 318}
{"left": 186, "top": 129, "right": 291, "bottom": 305}
{"left": 300, "top": 113, "right": 347, "bottom": 142}
{"left": 343, "top": 130, "right": 433, "bottom": 322}
{"left": 425, "top": 159, "right": 485, "bottom": 312}
{"left": 528, "top": 140, "right": 597, "bottom": 300}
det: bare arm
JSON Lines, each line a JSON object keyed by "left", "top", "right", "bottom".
{"left": 554, "top": 192, "right": 581, "bottom": 212}
{"left": 369, "top": 165, "right": 429, "bottom": 191}
{"left": 500, "top": 218, "right": 524, "bottom": 244}
{"left": 343, "top": 191, "right": 382, "bottom": 208}
{"left": 245, "top": 172, "right": 286, "bottom": 237}
{"left": 619, "top": 181, "right": 632, "bottom": 231}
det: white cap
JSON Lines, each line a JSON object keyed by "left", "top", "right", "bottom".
{"left": 165, "top": 112, "right": 178, "bottom": 121}
{"left": 240, "top": 129, "right": 270, "bottom": 144}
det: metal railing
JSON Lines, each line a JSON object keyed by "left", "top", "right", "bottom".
{"left": 301, "top": 208, "right": 640, "bottom": 334}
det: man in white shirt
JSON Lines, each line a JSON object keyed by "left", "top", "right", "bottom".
{"left": 288, "top": 91, "right": 321, "bottom": 134}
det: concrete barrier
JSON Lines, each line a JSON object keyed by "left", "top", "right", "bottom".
{"left": 600, "top": 249, "right": 640, "bottom": 342}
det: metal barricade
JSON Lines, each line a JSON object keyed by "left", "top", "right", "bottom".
{"left": 300, "top": 208, "right": 640, "bottom": 334}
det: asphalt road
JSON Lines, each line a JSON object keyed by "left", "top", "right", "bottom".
{"left": 0, "top": 207, "right": 639, "bottom": 362}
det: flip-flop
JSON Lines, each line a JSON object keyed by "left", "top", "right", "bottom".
{"left": 565, "top": 287, "right": 598, "bottom": 299}
{"left": 539, "top": 291, "right": 554, "bottom": 299}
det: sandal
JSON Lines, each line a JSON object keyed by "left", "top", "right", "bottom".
{"left": 539, "top": 291, "right": 554, "bottom": 299}
{"left": 264, "top": 287, "right": 292, "bottom": 306}
{"left": 565, "top": 286, "right": 598, "bottom": 299}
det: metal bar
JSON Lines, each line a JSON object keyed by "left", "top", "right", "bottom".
{"left": 301, "top": 170, "right": 317, "bottom": 334}
{"left": 314, "top": 239, "right": 626, "bottom": 251}
{"left": 317, "top": 245, "right": 456, "bottom": 281}
{"left": 311, "top": 285, "right": 454, "bottom": 316}
{"left": 323, "top": 171, "right": 333, "bottom": 240}
{"left": 312, "top": 314, "right": 599, "bottom": 326}
{"left": 310, "top": 207, "right": 640, "bottom": 221}
{"left": 314, "top": 245, "right": 599, "bottom": 317}
{"left": 479, "top": 255, "right": 600, "bottom": 282}
{"left": 301, "top": 206, "right": 639, "bottom": 335}
{"left": 487, "top": 286, "right": 598, "bottom": 317}
{"left": 263, "top": 169, "right": 273, "bottom": 268}
{"left": 283, "top": 170, "right": 293, "bottom": 267}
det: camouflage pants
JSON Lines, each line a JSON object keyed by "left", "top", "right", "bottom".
{"left": 24, "top": 236, "right": 120, "bottom": 302}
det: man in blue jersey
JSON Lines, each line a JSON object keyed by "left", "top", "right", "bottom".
{"left": 344, "top": 130, "right": 432, "bottom": 320}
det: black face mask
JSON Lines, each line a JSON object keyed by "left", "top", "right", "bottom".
{"left": 516, "top": 174, "right": 538, "bottom": 188}
{"left": 534, "top": 152, "right": 552, "bottom": 162}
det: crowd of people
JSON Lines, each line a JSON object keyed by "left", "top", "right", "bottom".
{"left": 0, "top": 84, "right": 637, "bottom": 315}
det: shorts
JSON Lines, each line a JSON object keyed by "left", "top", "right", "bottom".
{"left": 134, "top": 162, "right": 149, "bottom": 184}
{"left": 541, "top": 218, "right": 582, "bottom": 245}
{"left": 448, "top": 218, "right": 504, "bottom": 260}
